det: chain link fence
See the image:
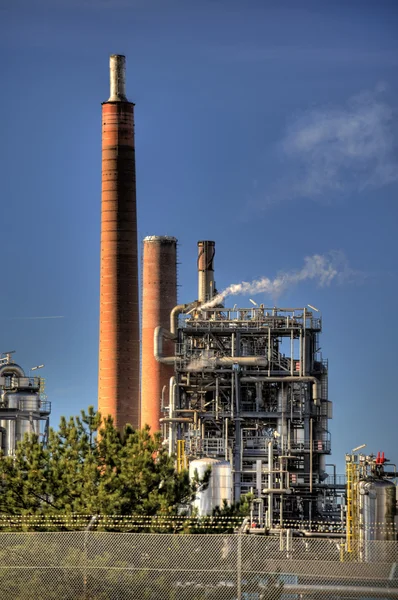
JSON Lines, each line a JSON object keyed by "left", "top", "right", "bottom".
{"left": 0, "top": 530, "right": 397, "bottom": 599}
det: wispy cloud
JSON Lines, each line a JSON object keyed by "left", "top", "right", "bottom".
{"left": 211, "top": 45, "right": 398, "bottom": 68}
{"left": 2, "top": 316, "right": 65, "bottom": 321}
{"left": 256, "top": 86, "right": 397, "bottom": 209}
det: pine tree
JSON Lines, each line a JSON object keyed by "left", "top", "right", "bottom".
{"left": 0, "top": 407, "right": 194, "bottom": 519}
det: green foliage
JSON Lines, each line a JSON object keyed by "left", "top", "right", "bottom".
{"left": 0, "top": 407, "right": 195, "bottom": 520}
{"left": 212, "top": 492, "right": 254, "bottom": 518}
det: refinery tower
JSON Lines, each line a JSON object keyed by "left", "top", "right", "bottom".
{"left": 98, "top": 56, "right": 140, "bottom": 429}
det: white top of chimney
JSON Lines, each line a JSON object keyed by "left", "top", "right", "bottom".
{"left": 108, "top": 54, "right": 127, "bottom": 102}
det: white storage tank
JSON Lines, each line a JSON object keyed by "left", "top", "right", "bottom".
{"left": 189, "top": 458, "right": 232, "bottom": 516}
{"left": 359, "top": 478, "right": 396, "bottom": 562}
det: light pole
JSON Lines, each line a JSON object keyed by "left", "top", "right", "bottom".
{"left": 29, "top": 364, "right": 44, "bottom": 379}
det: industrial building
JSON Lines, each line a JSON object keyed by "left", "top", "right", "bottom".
{"left": 96, "top": 55, "right": 396, "bottom": 541}
{"left": 151, "top": 241, "right": 338, "bottom": 524}
{"left": 0, "top": 353, "right": 50, "bottom": 456}
{"left": 149, "top": 240, "right": 397, "bottom": 543}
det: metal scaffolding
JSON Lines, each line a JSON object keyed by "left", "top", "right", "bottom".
{"left": 160, "top": 304, "right": 341, "bottom": 523}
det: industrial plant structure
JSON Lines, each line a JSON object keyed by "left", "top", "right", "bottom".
{"left": 95, "top": 55, "right": 396, "bottom": 542}
{"left": 0, "top": 353, "right": 50, "bottom": 456}
{"left": 153, "top": 241, "right": 339, "bottom": 525}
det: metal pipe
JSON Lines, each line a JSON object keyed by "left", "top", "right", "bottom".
{"left": 160, "top": 385, "right": 166, "bottom": 411}
{"left": 155, "top": 303, "right": 201, "bottom": 364}
{"left": 299, "top": 328, "right": 302, "bottom": 376}
{"left": 231, "top": 373, "right": 234, "bottom": 419}
{"left": 108, "top": 54, "right": 127, "bottom": 102}
{"left": 225, "top": 417, "right": 228, "bottom": 460}
{"left": 160, "top": 417, "right": 192, "bottom": 423}
{"left": 283, "top": 584, "right": 398, "bottom": 597}
{"left": 154, "top": 327, "right": 176, "bottom": 364}
{"left": 299, "top": 530, "right": 344, "bottom": 538}
{"left": 303, "top": 306, "right": 306, "bottom": 376}
{"left": 215, "top": 377, "right": 219, "bottom": 420}
{"left": 267, "top": 440, "right": 273, "bottom": 528}
{"left": 168, "top": 377, "right": 176, "bottom": 454}
{"left": 0, "top": 364, "right": 25, "bottom": 378}
{"left": 290, "top": 330, "right": 293, "bottom": 376}
{"left": 197, "top": 241, "right": 215, "bottom": 304}
{"left": 170, "top": 302, "right": 198, "bottom": 336}
{"left": 310, "top": 418, "right": 313, "bottom": 494}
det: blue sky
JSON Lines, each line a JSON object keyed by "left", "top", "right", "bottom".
{"left": 1, "top": 0, "right": 397, "bottom": 473}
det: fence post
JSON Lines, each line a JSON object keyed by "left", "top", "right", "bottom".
{"left": 237, "top": 518, "right": 248, "bottom": 600}
{"left": 83, "top": 515, "right": 98, "bottom": 599}
{"left": 237, "top": 532, "right": 242, "bottom": 600}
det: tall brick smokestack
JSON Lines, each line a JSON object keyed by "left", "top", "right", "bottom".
{"left": 141, "top": 236, "right": 177, "bottom": 432}
{"left": 98, "top": 55, "right": 140, "bottom": 429}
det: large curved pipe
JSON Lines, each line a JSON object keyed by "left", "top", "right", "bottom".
{"left": 0, "top": 363, "right": 25, "bottom": 378}
{"left": 156, "top": 302, "right": 269, "bottom": 367}
{"left": 170, "top": 301, "right": 198, "bottom": 335}
{"left": 155, "top": 302, "right": 200, "bottom": 364}
{"left": 154, "top": 327, "right": 176, "bottom": 365}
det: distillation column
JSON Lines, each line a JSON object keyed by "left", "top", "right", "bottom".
{"left": 141, "top": 236, "right": 177, "bottom": 432}
{"left": 98, "top": 55, "right": 140, "bottom": 429}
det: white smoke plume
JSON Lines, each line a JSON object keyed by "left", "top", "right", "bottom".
{"left": 201, "top": 251, "right": 356, "bottom": 309}
{"left": 186, "top": 357, "right": 213, "bottom": 372}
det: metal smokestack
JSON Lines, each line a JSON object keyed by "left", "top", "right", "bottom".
{"left": 197, "top": 241, "right": 215, "bottom": 304}
{"left": 108, "top": 54, "right": 127, "bottom": 102}
{"left": 98, "top": 55, "right": 140, "bottom": 430}
{"left": 141, "top": 236, "right": 177, "bottom": 433}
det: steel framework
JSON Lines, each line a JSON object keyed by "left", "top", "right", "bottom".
{"left": 162, "top": 304, "right": 341, "bottom": 523}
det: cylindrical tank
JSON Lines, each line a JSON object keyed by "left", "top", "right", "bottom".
{"left": 359, "top": 478, "right": 396, "bottom": 562}
{"left": 98, "top": 55, "right": 140, "bottom": 430}
{"left": 197, "top": 241, "right": 215, "bottom": 304}
{"left": 141, "top": 236, "right": 177, "bottom": 433}
{"left": 1, "top": 420, "right": 16, "bottom": 455}
{"left": 0, "top": 425, "right": 6, "bottom": 454}
{"left": 4, "top": 392, "right": 41, "bottom": 449}
{"left": 189, "top": 458, "right": 232, "bottom": 516}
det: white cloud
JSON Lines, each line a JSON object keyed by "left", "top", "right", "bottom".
{"left": 278, "top": 86, "right": 397, "bottom": 202}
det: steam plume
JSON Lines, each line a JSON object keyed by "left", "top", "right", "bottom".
{"left": 201, "top": 251, "right": 354, "bottom": 309}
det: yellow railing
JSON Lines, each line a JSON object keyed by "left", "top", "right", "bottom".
{"left": 346, "top": 458, "right": 359, "bottom": 555}
{"left": 176, "top": 440, "right": 187, "bottom": 472}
